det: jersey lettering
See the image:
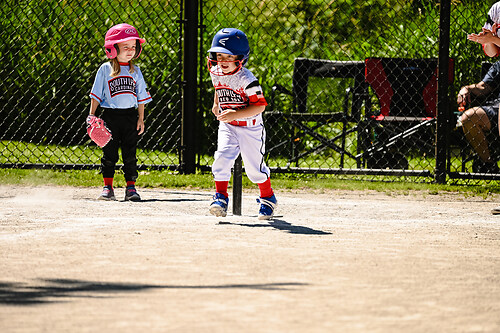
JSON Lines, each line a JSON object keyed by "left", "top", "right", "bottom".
{"left": 108, "top": 76, "right": 136, "bottom": 97}
{"left": 217, "top": 88, "right": 245, "bottom": 103}
{"left": 211, "top": 68, "right": 266, "bottom": 116}
{"left": 216, "top": 85, "right": 247, "bottom": 110}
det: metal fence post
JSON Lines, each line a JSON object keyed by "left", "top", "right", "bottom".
{"left": 232, "top": 155, "right": 243, "bottom": 215}
{"left": 181, "top": 0, "right": 198, "bottom": 174}
{"left": 435, "top": 0, "right": 451, "bottom": 184}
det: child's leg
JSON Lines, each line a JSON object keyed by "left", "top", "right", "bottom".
{"left": 257, "top": 177, "right": 274, "bottom": 198}
{"left": 100, "top": 111, "right": 119, "bottom": 181}
{"left": 238, "top": 124, "right": 277, "bottom": 219}
{"left": 212, "top": 123, "right": 240, "bottom": 189}
{"left": 99, "top": 111, "right": 119, "bottom": 200}
{"left": 119, "top": 112, "right": 140, "bottom": 201}
{"left": 104, "top": 177, "right": 114, "bottom": 187}
{"left": 209, "top": 123, "right": 239, "bottom": 217}
{"left": 215, "top": 181, "right": 229, "bottom": 198}
{"left": 121, "top": 113, "right": 139, "bottom": 184}
{"left": 237, "top": 124, "right": 271, "bottom": 187}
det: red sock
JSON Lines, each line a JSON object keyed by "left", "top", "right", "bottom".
{"left": 215, "top": 181, "right": 229, "bottom": 198}
{"left": 126, "top": 181, "right": 136, "bottom": 187}
{"left": 258, "top": 178, "right": 274, "bottom": 198}
{"left": 104, "top": 177, "right": 114, "bottom": 187}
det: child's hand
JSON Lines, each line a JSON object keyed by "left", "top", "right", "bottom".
{"left": 217, "top": 109, "right": 237, "bottom": 123}
{"left": 212, "top": 105, "right": 221, "bottom": 116}
{"left": 457, "top": 86, "right": 470, "bottom": 107}
{"left": 137, "top": 119, "right": 145, "bottom": 135}
{"left": 468, "top": 28, "right": 497, "bottom": 44}
{"left": 86, "top": 115, "right": 97, "bottom": 126}
{"left": 493, "top": 23, "right": 499, "bottom": 35}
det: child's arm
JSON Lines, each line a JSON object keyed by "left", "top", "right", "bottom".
{"left": 137, "top": 104, "right": 145, "bottom": 135}
{"left": 89, "top": 98, "right": 99, "bottom": 116}
{"left": 483, "top": 40, "right": 500, "bottom": 57}
{"left": 212, "top": 91, "right": 220, "bottom": 116}
{"left": 216, "top": 105, "right": 266, "bottom": 123}
{"left": 468, "top": 26, "right": 500, "bottom": 57}
{"left": 457, "top": 81, "right": 492, "bottom": 107}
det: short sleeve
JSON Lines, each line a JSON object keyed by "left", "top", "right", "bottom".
{"left": 89, "top": 65, "right": 106, "bottom": 103}
{"left": 135, "top": 67, "right": 152, "bottom": 104}
{"left": 483, "top": 61, "right": 500, "bottom": 87}
{"left": 245, "top": 81, "right": 267, "bottom": 106}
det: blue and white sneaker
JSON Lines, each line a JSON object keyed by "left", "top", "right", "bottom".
{"left": 210, "top": 193, "right": 229, "bottom": 217}
{"left": 257, "top": 194, "right": 278, "bottom": 220}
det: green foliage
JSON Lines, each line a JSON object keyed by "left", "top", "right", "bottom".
{"left": 0, "top": 0, "right": 495, "bottom": 181}
{"left": 0, "top": 140, "right": 178, "bottom": 166}
{"left": 0, "top": 0, "right": 182, "bottom": 154}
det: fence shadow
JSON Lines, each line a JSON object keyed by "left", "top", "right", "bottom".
{"left": 133, "top": 198, "right": 205, "bottom": 203}
{"left": 218, "top": 219, "right": 331, "bottom": 235}
{"left": 0, "top": 279, "right": 308, "bottom": 306}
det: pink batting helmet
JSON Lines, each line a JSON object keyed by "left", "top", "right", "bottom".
{"left": 104, "top": 23, "right": 146, "bottom": 59}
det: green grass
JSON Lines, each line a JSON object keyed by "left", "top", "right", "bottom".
{"left": 0, "top": 140, "right": 178, "bottom": 166}
{"left": 0, "top": 168, "right": 214, "bottom": 189}
{"left": 1, "top": 138, "right": 440, "bottom": 172}
{"left": 1, "top": 138, "right": 472, "bottom": 176}
{"left": 2, "top": 168, "right": 500, "bottom": 199}
{"left": 2, "top": 138, "right": 499, "bottom": 196}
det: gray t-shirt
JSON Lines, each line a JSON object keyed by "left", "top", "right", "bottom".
{"left": 482, "top": 61, "right": 500, "bottom": 107}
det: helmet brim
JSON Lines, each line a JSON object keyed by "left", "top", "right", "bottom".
{"left": 104, "top": 37, "right": 146, "bottom": 48}
{"left": 208, "top": 46, "right": 234, "bottom": 55}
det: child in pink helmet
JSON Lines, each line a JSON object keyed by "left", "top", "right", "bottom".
{"left": 88, "top": 23, "right": 152, "bottom": 201}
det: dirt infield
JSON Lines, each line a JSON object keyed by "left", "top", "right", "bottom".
{"left": 1, "top": 185, "right": 499, "bottom": 333}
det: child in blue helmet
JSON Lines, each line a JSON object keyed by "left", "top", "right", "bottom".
{"left": 207, "top": 28, "right": 277, "bottom": 219}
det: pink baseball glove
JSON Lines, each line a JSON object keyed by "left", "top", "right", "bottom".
{"left": 86, "top": 115, "right": 112, "bottom": 148}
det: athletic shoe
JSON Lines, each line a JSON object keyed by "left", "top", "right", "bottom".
{"left": 491, "top": 206, "right": 500, "bottom": 215}
{"left": 98, "top": 185, "right": 116, "bottom": 201}
{"left": 125, "top": 185, "right": 141, "bottom": 201}
{"left": 257, "top": 194, "right": 278, "bottom": 220}
{"left": 209, "top": 193, "right": 229, "bottom": 217}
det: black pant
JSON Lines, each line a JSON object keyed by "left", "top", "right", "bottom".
{"left": 100, "top": 108, "right": 139, "bottom": 182}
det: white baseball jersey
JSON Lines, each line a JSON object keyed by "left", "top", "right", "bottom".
{"left": 210, "top": 66, "right": 270, "bottom": 184}
{"left": 90, "top": 62, "right": 152, "bottom": 108}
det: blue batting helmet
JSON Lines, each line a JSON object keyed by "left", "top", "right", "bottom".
{"left": 208, "top": 28, "right": 250, "bottom": 64}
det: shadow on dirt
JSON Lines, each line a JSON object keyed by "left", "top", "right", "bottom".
{"left": 218, "top": 219, "right": 331, "bottom": 235}
{"left": 134, "top": 198, "right": 205, "bottom": 203}
{"left": 0, "top": 279, "right": 308, "bottom": 305}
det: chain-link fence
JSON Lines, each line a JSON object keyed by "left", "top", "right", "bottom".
{"left": 0, "top": 0, "right": 183, "bottom": 170}
{"left": 1, "top": 0, "right": 499, "bottom": 184}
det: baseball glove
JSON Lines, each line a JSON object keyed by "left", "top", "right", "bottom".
{"left": 86, "top": 115, "right": 112, "bottom": 148}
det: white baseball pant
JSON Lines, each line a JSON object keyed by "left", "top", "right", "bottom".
{"left": 212, "top": 121, "right": 270, "bottom": 184}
